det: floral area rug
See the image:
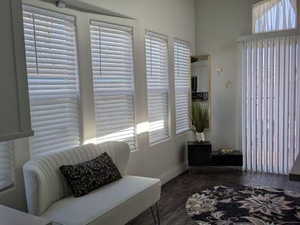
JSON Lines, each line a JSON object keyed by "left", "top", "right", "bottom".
{"left": 185, "top": 185, "right": 300, "bottom": 225}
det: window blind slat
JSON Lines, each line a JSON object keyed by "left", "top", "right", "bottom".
{"left": 90, "top": 21, "right": 136, "bottom": 151}
{"left": 23, "top": 5, "right": 80, "bottom": 156}
{"left": 174, "top": 40, "right": 191, "bottom": 134}
{"left": 146, "top": 32, "right": 169, "bottom": 144}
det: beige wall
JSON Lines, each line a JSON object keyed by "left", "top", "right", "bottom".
{"left": 195, "top": 0, "right": 257, "bottom": 151}
{"left": 0, "top": 0, "right": 196, "bottom": 211}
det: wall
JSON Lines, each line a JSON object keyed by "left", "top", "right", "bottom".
{"left": 0, "top": 0, "right": 195, "bottom": 211}
{"left": 195, "top": 0, "right": 257, "bottom": 151}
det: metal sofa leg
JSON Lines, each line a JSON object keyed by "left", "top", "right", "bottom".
{"left": 155, "top": 202, "right": 161, "bottom": 225}
{"left": 150, "top": 205, "right": 158, "bottom": 225}
{"left": 150, "top": 202, "right": 161, "bottom": 225}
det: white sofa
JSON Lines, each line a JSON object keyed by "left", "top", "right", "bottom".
{"left": 23, "top": 142, "right": 161, "bottom": 225}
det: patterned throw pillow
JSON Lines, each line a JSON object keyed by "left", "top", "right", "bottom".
{"left": 60, "top": 152, "right": 122, "bottom": 197}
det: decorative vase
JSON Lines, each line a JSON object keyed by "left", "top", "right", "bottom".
{"left": 195, "top": 132, "right": 205, "bottom": 142}
{"left": 200, "top": 132, "right": 205, "bottom": 142}
{"left": 195, "top": 132, "right": 201, "bottom": 142}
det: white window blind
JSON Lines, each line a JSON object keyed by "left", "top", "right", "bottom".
{"left": 90, "top": 21, "right": 136, "bottom": 151}
{"left": 241, "top": 35, "right": 300, "bottom": 174}
{"left": 174, "top": 40, "right": 191, "bottom": 134}
{"left": 23, "top": 5, "right": 80, "bottom": 156}
{"left": 0, "top": 142, "right": 13, "bottom": 190}
{"left": 253, "top": 0, "right": 297, "bottom": 33}
{"left": 145, "top": 31, "right": 169, "bottom": 144}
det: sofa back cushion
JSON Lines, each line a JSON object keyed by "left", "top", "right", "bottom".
{"left": 23, "top": 142, "right": 130, "bottom": 216}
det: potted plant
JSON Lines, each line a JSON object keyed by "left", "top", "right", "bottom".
{"left": 191, "top": 102, "right": 209, "bottom": 142}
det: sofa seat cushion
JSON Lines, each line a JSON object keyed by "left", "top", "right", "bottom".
{"left": 42, "top": 176, "right": 161, "bottom": 225}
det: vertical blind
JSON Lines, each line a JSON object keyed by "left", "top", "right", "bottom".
{"left": 90, "top": 21, "right": 137, "bottom": 151}
{"left": 23, "top": 5, "right": 80, "bottom": 156}
{"left": 145, "top": 31, "right": 170, "bottom": 144}
{"left": 0, "top": 142, "right": 13, "bottom": 190}
{"left": 241, "top": 35, "right": 300, "bottom": 174}
{"left": 253, "top": 0, "right": 297, "bottom": 33}
{"left": 174, "top": 40, "right": 191, "bottom": 134}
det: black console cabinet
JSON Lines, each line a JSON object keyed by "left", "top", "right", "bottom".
{"left": 187, "top": 141, "right": 243, "bottom": 167}
{"left": 210, "top": 151, "right": 243, "bottom": 166}
{"left": 187, "top": 141, "right": 212, "bottom": 166}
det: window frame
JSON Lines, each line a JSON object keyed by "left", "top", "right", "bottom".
{"left": 88, "top": 18, "right": 138, "bottom": 151}
{"left": 19, "top": 0, "right": 194, "bottom": 158}
{"left": 22, "top": 0, "right": 139, "bottom": 154}
{"left": 22, "top": 3, "right": 82, "bottom": 156}
{"left": 252, "top": 0, "right": 299, "bottom": 34}
{"left": 145, "top": 30, "right": 171, "bottom": 146}
{"left": 173, "top": 38, "right": 192, "bottom": 135}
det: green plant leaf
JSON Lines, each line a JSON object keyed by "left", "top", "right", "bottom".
{"left": 191, "top": 102, "right": 209, "bottom": 133}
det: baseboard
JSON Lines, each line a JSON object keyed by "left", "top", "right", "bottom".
{"left": 159, "top": 163, "right": 187, "bottom": 185}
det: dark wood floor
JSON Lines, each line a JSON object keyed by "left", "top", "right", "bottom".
{"left": 127, "top": 167, "right": 300, "bottom": 225}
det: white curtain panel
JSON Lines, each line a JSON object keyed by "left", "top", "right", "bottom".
{"left": 253, "top": 0, "right": 297, "bottom": 33}
{"left": 241, "top": 35, "right": 300, "bottom": 174}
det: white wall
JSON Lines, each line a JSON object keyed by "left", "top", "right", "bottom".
{"left": 195, "top": 0, "right": 257, "bottom": 151}
{"left": 0, "top": 0, "right": 195, "bottom": 211}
